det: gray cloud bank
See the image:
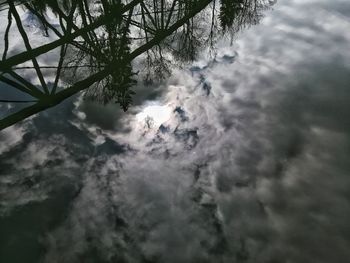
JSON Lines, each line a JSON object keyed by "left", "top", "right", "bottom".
{"left": 1, "top": 0, "right": 350, "bottom": 262}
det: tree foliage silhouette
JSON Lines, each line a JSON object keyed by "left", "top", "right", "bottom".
{"left": 0, "top": 0, "right": 274, "bottom": 130}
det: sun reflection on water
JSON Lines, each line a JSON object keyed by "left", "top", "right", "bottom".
{"left": 136, "top": 104, "right": 173, "bottom": 129}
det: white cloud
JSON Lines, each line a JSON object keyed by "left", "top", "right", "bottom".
{"left": 1, "top": 0, "right": 350, "bottom": 262}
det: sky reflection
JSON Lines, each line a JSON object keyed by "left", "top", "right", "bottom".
{"left": 1, "top": 0, "right": 350, "bottom": 263}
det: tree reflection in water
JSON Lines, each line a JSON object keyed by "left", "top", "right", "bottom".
{"left": 0, "top": 0, "right": 274, "bottom": 130}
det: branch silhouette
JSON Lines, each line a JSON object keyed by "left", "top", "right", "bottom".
{"left": 0, "top": 0, "right": 273, "bottom": 130}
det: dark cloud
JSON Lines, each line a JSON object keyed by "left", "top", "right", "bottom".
{"left": 1, "top": 0, "right": 350, "bottom": 262}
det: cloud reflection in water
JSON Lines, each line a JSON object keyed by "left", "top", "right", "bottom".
{"left": 1, "top": 0, "right": 350, "bottom": 262}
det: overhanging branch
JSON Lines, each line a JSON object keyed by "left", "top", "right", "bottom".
{"left": 0, "top": 0, "right": 213, "bottom": 131}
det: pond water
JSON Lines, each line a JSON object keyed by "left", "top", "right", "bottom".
{"left": 1, "top": 0, "right": 350, "bottom": 262}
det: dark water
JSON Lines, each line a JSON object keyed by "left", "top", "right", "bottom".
{"left": 1, "top": 0, "right": 350, "bottom": 262}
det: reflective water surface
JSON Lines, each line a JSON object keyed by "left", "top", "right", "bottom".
{"left": 1, "top": 0, "right": 350, "bottom": 262}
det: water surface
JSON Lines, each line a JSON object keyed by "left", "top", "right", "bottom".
{"left": 1, "top": 0, "right": 350, "bottom": 262}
